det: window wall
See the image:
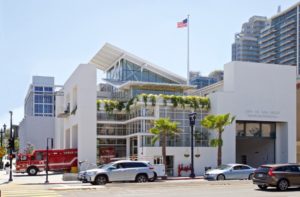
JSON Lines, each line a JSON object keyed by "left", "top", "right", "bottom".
{"left": 236, "top": 121, "right": 276, "bottom": 138}
{"left": 33, "top": 86, "right": 54, "bottom": 117}
{"left": 106, "top": 59, "right": 178, "bottom": 84}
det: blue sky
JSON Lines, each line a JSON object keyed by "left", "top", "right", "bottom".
{"left": 0, "top": 0, "right": 298, "bottom": 126}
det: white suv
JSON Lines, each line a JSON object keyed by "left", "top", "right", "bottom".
{"left": 79, "top": 160, "right": 155, "bottom": 185}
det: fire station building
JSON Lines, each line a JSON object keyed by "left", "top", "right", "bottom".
{"left": 54, "top": 43, "right": 296, "bottom": 176}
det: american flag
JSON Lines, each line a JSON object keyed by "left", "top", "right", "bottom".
{"left": 177, "top": 18, "right": 188, "bottom": 28}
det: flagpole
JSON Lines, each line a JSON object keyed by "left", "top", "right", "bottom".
{"left": 187, "top": 14, "right": 190, "bottom": 85}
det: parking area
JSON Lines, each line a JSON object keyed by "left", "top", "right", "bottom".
{"left": 1, "top": 171, "right": 300, "bottom": 197}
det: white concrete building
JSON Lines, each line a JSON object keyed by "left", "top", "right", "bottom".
{"left": 19, "top": 76, "right": 57, "bottom": 152}
{"left": 55, "top": 44, "right": 296, "bottom": 176}
{"left": 194, "top": 61, "right": 296, "bottom": 167}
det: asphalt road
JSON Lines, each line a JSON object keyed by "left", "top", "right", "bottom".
{"left": 56, "top": 180, "right": 300, "bottom": 197}
{"left": 1, "top": 172, "right": 300, "bottom": 197}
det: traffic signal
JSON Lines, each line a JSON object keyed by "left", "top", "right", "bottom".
{"left": 8, "top": 138, "right": 15, "bottom": 150}
{"left": 8, "top": 154, "right": 15, "bottom": 159}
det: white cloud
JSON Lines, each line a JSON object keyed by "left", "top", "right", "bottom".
{"left": 0, "top": 106, "right": 24, "bottom": 127}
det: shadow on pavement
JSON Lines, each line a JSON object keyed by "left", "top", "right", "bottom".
{"left": 13, "top": 172, "right": 63, "bottom": 177}
{"left": 254, "top": 187, "right": 300, "bottom": 192}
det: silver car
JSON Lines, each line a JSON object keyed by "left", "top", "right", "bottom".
{"left": 204, "top": 164, "right": 255, "bottom": 181}
{"left": 78, "top": 160, "right": 155, "bottom": 185}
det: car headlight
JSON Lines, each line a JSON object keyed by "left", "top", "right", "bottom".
{"left": 86, "top": 171, "right": 97, "bottom": 176}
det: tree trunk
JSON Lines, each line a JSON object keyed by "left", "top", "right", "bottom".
{"left": 217, "top": 131, "right": 222, "bottom": 166}
{"left": 161, "top": 133, "right": 167, "bottom": 176}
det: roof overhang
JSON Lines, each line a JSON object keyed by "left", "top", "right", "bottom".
{"left": 109, "top": 80, "right": 196, "bottom": 91}
{"left": 89, "top": 43, "right": 187, "bottom": 84}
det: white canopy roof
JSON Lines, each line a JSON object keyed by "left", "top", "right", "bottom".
{"left": 89, "top": 43, "right": 187, "bottom": 84}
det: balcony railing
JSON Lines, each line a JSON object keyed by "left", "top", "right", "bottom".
{"left": 97, "top": 108, "right": 155, "bottom": 122}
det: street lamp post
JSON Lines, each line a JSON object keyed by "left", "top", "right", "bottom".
{"left": 189, "top": 112, "right": 196, "bottom": 178}
{"left": 9, "top": 111, "right": 13, "bottom": 182}
{"left": 0, "top": 124, "right": 6, "bottom": 169}
{"left": 45, "top": 137, "right": 53, "bottom": 184}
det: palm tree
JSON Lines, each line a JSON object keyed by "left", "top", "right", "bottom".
{"left": 150, "top": 118, "right": 180, "bottom": 175}
{"left": 200, "top": 113, "right": 235, "bottom": 166}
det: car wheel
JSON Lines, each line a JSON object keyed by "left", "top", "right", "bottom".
{"left": 217, "top": 174, "right": 225, "bottom": 181}
{"left": 277, "top": 179, "right": 289, "bottom": 191}
{"left": 248, "top": 173, "right": 254, "bottom": 180}
{"left": 136, "top": 174, "right": 148, "bottom": 183}
{"left": 258, "top": 185, "right": 268, "bottom": 190}
{"left": 149, "top": 172, "right": 157, "bottom": 182}
{"left": 93, "top": 175, "right": 107, "bottom": 185}
{"left": 27, "top": 166, "right": 38, "bottom": 176}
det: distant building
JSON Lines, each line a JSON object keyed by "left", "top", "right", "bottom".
{"left": 190, "top": 70, "right": 223, "bottom": 89}
{"left": 19, "top": 76, "right": 58, "bottom": 152}
{"left": 232, "top": 16, "right": 268, "bottom": 62}
{"left": 208, "top": 70, "right": 224, "bottom": 82}
{"left": 259, "top": 2, "right": 300, "bottom": 74}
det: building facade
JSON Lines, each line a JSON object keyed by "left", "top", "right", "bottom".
{"left": 19, "top": 76, "right": 57, "bottom": 152}
{"left": 232, "top": 16, "right": 268, "bottom": 62}
{"left": 55, "top": 44, "right": 296, "bottom": 176}
{"left": 259, "top": 2, "right": 300, "bottom": 74}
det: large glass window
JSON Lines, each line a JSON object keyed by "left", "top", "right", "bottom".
{"left": 261, "top": 123, "right": 276, "bottom": 138}
{"left": 44, "top": 105, "right": 53, "bottom": 114}
{"left": 34, "top": 104, "right": 43, "bottom": 114}
{"left": 236, "top": 121, "right": 276, "bottom": 138}
{"left": 44, "top": 96, "right": 53, "bottom": 104}
{"left": 106, "top": 59, "right": 178, "bottom": 84}
{"left": 44, "top": 87, "right": 53, "bottom": 92}
{"left": 34, "top": 86, "right": 43, "bottom": 92}
{"left": 34, "top": 95, "right": 43, "bottom": 103}
{"left": 245, "top": 123, "right": 260, "bottom": 137}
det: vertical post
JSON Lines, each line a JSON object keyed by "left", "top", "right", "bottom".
{"left": 189, "top": 112, "right": 196, "bottom": 178}
{"left": 0, "top": 129, "right": 3, "bottom": 147}
{"left": 297, "top": 5, "right": 299, "bottom": 76}
{"left": 45, "top": 138, "right": 49, "bottom": 184}
{"left": 45, "top": 138, "right": 53, "bottom": 184}
{"left": 9, "top": 111, "right": 13, "bottom": 182}
{"left": 187, "top": 14, "right": 190, "bottom": 85}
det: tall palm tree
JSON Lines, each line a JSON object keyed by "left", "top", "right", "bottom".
{"left": 201, "top": 113, "right": 235, "bottom": 166}
{"left": 150, "top": 118, "right": 180, "bottom": 175}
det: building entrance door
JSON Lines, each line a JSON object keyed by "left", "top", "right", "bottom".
{"left": 130, "top": 137, "right": 138, "bottom": 159}
{"left": 236, "top": 121, "right": 276, "bottom": 167}
{"left": 166, "top": 156, "right": 174, "bottom": 176}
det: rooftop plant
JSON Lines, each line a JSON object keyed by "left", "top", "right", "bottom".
{"left": 97, "top": 94, "right": 210, "bottom": 113}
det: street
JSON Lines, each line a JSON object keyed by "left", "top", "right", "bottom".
{"left": 1, "top": 172, "right": 300, "bottom": 197}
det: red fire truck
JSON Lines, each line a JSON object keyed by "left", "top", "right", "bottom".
{"left": 16, "top": 148, "right": 77, "bottom": 176}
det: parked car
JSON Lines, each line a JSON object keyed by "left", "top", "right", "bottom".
{"left": 204, "top": 164, "right": 255, "bottom": 181}
{"left": 253, "top": 164, "right": 300, "bottom": 191}
{"left": 78, "top": 160, "right": 155, "bottom": 185}
{"left": 143, "top": 161, "right": 165, "bottom": 181}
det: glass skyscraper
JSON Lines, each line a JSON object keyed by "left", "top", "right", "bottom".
{"left": 232, "top": 16, "right": 268, "bottom": 62}
{"left": 259, "top": 3, "right": 299, "bottom": 74}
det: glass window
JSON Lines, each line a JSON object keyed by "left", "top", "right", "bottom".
{"left": 34, "top": 86, "right": 43, "bottom": 92}
{"left": 261, "top": 123, "right": 275, "bottom": 138}
{"left": 240, "top": 165, "right": 250, "bottom": 170}
{"left": 36, "top": 152, "right": 43, "bottom": 160}
{"left": 44, "top": 105, "right": 53, "bottom": 113}
{"left": 44, "top": 96, "right": 53, "bottom": 103}
{"left": 44, "top": 87, "right": 53, "bottom": 92}
{"left": 246, "top": 123, "right": 260, "bottom": 137}
{"left": 34, "top": 95, "right": 43, "bottom": 103}
{"left": 34, "top": 104, "right": 43, "bottom": 113}
{"left": 236, "top": 122, "right": 245, "bottom": 137}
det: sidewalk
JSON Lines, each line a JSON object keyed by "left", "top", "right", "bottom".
{"left": 0, "top": 169, "right": 11, "bottom": 185}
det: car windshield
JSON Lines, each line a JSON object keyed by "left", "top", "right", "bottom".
{"left": 217, "top": 165, "right": 231, "bottom": 170}
{"left": 98, "top": 164, "right": 111, "bottom": 169}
